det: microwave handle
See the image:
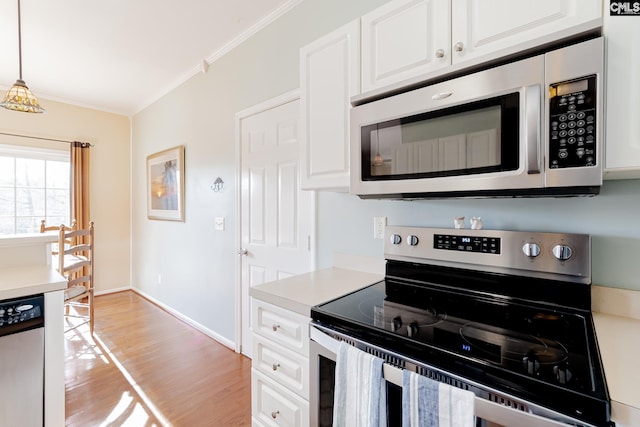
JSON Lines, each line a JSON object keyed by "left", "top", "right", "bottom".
{"left": 525, "top": 84, "right": 541, "bottom": 175}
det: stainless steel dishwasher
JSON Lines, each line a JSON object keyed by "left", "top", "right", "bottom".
{"left": 0, "top": 294, "right": 45, "bottom": 426}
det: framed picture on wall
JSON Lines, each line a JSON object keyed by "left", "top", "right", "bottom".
{"left": 147, "top": 145, "right": 185, "bottom": 221}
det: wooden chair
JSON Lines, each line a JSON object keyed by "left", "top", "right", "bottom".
{"left": 41, "top": 220, "right": 95, "bottom": 334}
{"left": 40, "top": 219, "right": 76, "bottom": 256}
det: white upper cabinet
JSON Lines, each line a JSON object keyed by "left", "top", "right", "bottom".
{"left": 603, "top": 10, "right": 640, "bottom": 179}
{"left": 452, "top": 0, "right": 602, "bottom": 65}
{"left": 361, "top": 0, "right": 603, "bottom": 92}
{"left": 361, "top": 0, "right": 450, "bottom": 92}
{"left": 300, "top": 19, "right": 360, "bottom": 191}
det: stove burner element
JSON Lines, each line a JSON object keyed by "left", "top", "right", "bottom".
{"left": 382, "top": 301, "right": 445, "bottom": 337}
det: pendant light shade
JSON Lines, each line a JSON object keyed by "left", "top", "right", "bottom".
{"left": 0, "top": 0, "right": 45, "bottom": 113}
{"left": 1, "top": 79, "right": 44, "bottom": 113}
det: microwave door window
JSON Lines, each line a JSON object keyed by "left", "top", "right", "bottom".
{"left": 362, "top": 93, "right": 520, "bottom": 181}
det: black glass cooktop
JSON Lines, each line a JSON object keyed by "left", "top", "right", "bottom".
{"left": 311, "top": 262, "right": 611, "bottom": 426}
{"left": 315, "top": 279, "right": 594, "bottom": 392}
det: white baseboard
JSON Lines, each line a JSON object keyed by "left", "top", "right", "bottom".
{"left": 131, "top": 287, "right": 236, "bottom": 351}
{"left": 95, "top": 286, "right": 131, "bottom": 296}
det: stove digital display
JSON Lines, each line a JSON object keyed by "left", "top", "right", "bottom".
{"left": 434, "top": 234, "right": 501, "bottom": 254}
{"left": 434, "top": 328, "right": 502, "bottom": 364}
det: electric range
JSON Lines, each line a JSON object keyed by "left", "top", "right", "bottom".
{"left": 311, "top": 226, "right": 612, "bottom": 427}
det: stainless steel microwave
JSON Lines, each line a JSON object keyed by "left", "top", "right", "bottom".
{"left": 350, "top": 37, "right": 604, "bottom": 199}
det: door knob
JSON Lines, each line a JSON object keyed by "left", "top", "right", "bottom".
{"left": 454, "top": 42, "right": 464, "bottom": 52}
{"left": 238, "top": 248, "right": 248, "bottom": 256}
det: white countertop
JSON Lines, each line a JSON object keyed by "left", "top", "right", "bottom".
{"left": 251, "top": 270, "right": 640, "bottom": 426}
{"left": 0, "top": 265, "right": 66, "bottom": 300}
{"left": 250, "top": 267, "right": 383, "bottom": 316}
{"left": 592, "top": 285, "right": 640, "bottom": 427}
{"left": 593, "top": 312, "right": 640, "bottom": 427}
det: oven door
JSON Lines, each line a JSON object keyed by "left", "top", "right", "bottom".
{"left": 350, "top": 54, "right": 545, "bottom": 199}
{"left": 309, "top": 325, "right": 588, "bottom": 427}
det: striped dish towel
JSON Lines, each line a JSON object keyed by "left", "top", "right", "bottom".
{"left": 402, "top": 370, "right": 475, "bottom": 427}
{"left": 333, "top": 341, "right": 387, "bottom": 427}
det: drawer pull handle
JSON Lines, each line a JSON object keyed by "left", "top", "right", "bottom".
{"left": 271, "top": 410, "right": 280, "bottom": 419}
{"left": 272, "top": 323, "right": 280, "bottom": 332}
{"left": 272, "top": 363, "right": 280, "bottom": 371}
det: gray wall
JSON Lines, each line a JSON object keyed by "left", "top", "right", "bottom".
{"left": 131, "top": 0, "right": 389, "bottom": 344}
{"left": 132, "top": 0, "right": 640, "bottom": 346}
{"left": 316, "top": 179, "right": 640, "bottom": 290}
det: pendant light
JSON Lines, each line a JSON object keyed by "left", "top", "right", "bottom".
{"left": 0, "top": 0, "right": 45, "bottom": 113}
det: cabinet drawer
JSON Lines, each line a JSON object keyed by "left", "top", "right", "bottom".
{"left": 253, "top": 334, "right": 309, "bottom": 399}
{"left": 253, "top": 299, "right": 309, "bottom": 356}
{"left": 252, "top": 368, "right": 309, "bottom": 427}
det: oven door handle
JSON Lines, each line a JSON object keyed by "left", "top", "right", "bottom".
{"left": 525, "top": 84, "right": 542, "bottom": 175}
{"left": 381, "top": 364, "right": 571, "bottom": 427}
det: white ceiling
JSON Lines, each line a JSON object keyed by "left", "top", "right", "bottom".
{"left": 0, "top": 0, "right": 300, "bottom": 116}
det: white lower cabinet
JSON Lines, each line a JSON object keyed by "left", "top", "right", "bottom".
{"left": 251, "top": 299, "right": 310, "bottom": 426}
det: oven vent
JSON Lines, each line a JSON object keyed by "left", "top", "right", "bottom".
{"left": 415, "top": 365, "right": 470, "bottom": 390}
{"left": 488, "top": 392, "right": 530, "bottom": 412}
{"left": 336, "top": 335, "right": 358, "bottom": 347}
{"left": 365, "top": 348, "right": 406, "bottom": 369}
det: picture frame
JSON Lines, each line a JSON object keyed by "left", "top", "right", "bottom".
{"left": 147, "top": 145, "right": 185, "bottom": 221}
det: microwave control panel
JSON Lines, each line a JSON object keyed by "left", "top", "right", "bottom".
{"left": 548, "top": 75, "right": 597, "bottom": 169}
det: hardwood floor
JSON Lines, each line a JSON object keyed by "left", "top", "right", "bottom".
{"left": 65, "top": 291, "right": 252, "bottom": 426}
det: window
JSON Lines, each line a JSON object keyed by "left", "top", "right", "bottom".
{"left": 0, "top": 144, "right": 70, "bottom": 234}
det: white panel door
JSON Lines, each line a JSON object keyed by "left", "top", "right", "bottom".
{"left": 239, "top": 97, "right": 313, "bottom": 357}
{"left": 300, "top": 19, "right": 360, "bottom": 191}
{"left": 452, "top": 0, "right": 602, "bottom": 65}
{"left": 361, "top": 0, "right": 451, "bottom": 92}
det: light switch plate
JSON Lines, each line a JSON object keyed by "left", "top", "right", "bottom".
{"left": 215, "top": 217, "right": 225, "bottom": 231}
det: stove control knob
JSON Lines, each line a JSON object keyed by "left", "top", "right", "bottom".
{"left": 407, "top": 322, "right": 419, "bottom": 338}
{"left": 390, "top": 234, "right": 402, "bottom": 245}
{"left": 522, "top": 351, "right": 540, "bottom": 375}
{"left": 553, "top": 363, "right": 573, "bottom": 384}
{"left": 407, "top": 235, "right": 419, "bottom": 246}
{"left": 552, "top": 244, "right": 573, "bottom": 261}
{"left": 391, "top": 316, "right": 402, "bottom": 332}
{"left": 522, "top": 243, "right": 541, "bottom": 258}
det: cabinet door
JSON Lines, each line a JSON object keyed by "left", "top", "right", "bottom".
{"left": 603, "top": 11, "right": 640, "bottom": 178}
{"left": 451, "top": 0, "right": 602, "bottom": 66}
{"left": 361, "top": 0, "right": 451, "bottom": 92}
{"left": 300, "top": 19, "right": 360, "bottom": 191}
